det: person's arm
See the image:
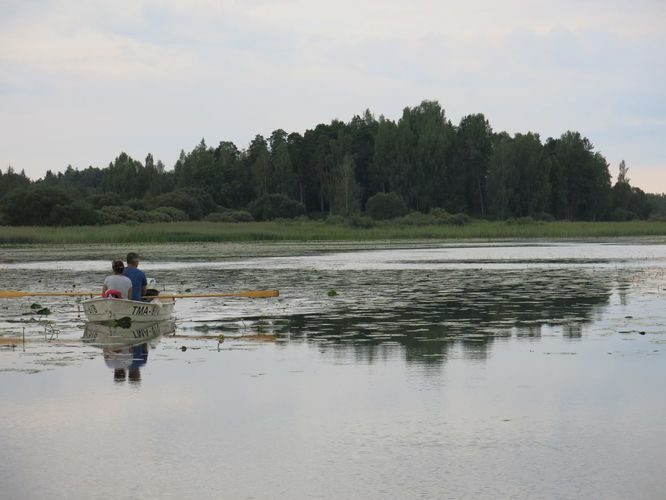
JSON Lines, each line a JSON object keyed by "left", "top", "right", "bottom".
{"left": 141, "top": 275, "right": 147, "bottom": 298}
{"left": 128, "top": 286, "right": 133, "bottom": 300}
{"left": 102, "top": 278, "right": 108, "bottom": 296}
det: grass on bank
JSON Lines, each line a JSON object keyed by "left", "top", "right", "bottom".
{"left": 3, "top": 219, "right": 666, "bottom": 244}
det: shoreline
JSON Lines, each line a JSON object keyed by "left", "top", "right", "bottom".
{"left": 2, "top": 220, "right": 666, "bottom": 245}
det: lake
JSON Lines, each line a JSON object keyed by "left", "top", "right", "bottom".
{"left": 1, "top": 241, "right": 665, "bottom": 499}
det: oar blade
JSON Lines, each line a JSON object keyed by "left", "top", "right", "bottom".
{"left": 238, "top": 290, "right": 279, "bottom": 299}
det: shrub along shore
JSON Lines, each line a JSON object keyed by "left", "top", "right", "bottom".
{"left": 2, "top": 219, "right": 666, "bottom": 245}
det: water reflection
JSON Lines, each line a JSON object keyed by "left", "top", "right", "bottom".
{"left": 2, "top": 244, "right": 665, "bottom": 500}
{"left": 0, "top": 257, "right": 645, "bottom": 372}
{"left": 241, "top": 268, "right": 613, "bottom": 365}
{"left": 82, "top": 320, "right": 175, "bottom": 383}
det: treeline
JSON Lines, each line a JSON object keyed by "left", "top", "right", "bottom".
{"left": 0, "top": 100, "right": 655, "bottom": 226}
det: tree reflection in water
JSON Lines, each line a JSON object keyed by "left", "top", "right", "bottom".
{"left": 220, "top": 268, "right": 613, "bottom": 366}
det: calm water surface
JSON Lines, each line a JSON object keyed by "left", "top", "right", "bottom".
{"left": 1, "top": 241, "right": 665, "bottom": 499}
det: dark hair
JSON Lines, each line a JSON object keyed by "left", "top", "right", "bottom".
{"left": 126, "top": 252, "right": 140, "bottom": 265}
{"left": 112, "top": 260, "right": 125, "bottom": 273}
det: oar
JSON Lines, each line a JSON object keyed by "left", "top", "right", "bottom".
{"left": 152, "top": 290, "right": 279, "bottom": 299}
{"left": 0, "top": 289, "right": 279, "bottom": 299}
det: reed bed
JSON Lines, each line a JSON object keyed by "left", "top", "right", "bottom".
{"left": 2, "top": 220, "right": 666, "bottom": 244}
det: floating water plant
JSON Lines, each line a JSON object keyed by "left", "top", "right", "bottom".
{"left": 114, "top": 317, "right": 132, "bottom": 328}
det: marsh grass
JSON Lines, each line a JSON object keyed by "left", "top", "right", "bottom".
{"left": 2, "top": 220, "right": 666, "bottom": 244}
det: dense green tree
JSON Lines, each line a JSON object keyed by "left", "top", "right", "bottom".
{"left": 153, "top": 188, "right": 213, "bottom": 220}
{"left": 48, "top": 200, "right": 98, "bottom": 226}
{"left": 154, "top": 206, "right": 189, "bottom": 221}
{"left": 510, "top": 133, "right": 551, "bottom": 217}
{"left": 330, "top": 152, "right": 361, "bottom": 216}
{"left": 101, "top": 152, "right": 148, "bottom": 199}
{"left": 348, "top": 110, "right": 378, "bottom": 205}
{"left": 88, "top": 192, "right": 122, "bottom": 208}
{"left": 366, "top": 192, "right": 408, "bottom": 220}
{"left": 610, "top": 161, "right": 651, "bottom": 220}
{"left": 215, "top": 141, "right": 253, "bottom": 208}
{"left": 307, "top": 124, "right": 338, "bottom": 213}
{"left": 486, "top": 133, "right": 514, "bottom": 219}
{"left": 0, "top": 166, "right": 30, "bottom": 201}
{"left": 287, "top": 132, "right": 310, "bottom": 206}
{"left": 247, "top": 193, "right": 305, "bottom": 221}
{"left": 247, "top": 135, "right": 271, "bottom": 197}
{"left": 544, "top": 138, "right": 569, "bottom": 219}
{"left": 395, "top": 101, "right": 457, "bottom": 212}
{"left": 2, "top": 184, "right": 73, "bottom": 225}
{"left": 549, "top": 132, "right": 611, "bottom": 220}
{"left": 0, "top": 99, "right": 631, "bottom": 225}
{"left": 456, "top": 114, "right": 492, "bottom": 216}
{"left": 328, "top": 129, "right": 352, "bottom": 215}
{"left": 647, "top": 193, "right": 666, "bottom": 217}
{"left": 43, "top": 164, "right": 104, "bottom": 192}
{"left": 175, "top": 139, "right": 218, "bottom": 196}
{"left": 141, "top": 153, "right": 163, "bottom": 196}
{"left": 370, "top": 117, "right": 399, "bottom": 194}
{"left": 269, "top": 129, "right": 296, "bottom": 197}
{"left": 617, "top": 160, "right": 629, "bottom": 184}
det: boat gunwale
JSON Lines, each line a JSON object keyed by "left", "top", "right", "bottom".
{"left": 82, "top": 296, "right": 175, "bottom": 322}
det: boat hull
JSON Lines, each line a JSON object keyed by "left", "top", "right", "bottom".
{"left": 82, "top": 297, "right": 175, "bottom": 322}
{"left": 82, "top": 320, "right": 175, "bottom": 348}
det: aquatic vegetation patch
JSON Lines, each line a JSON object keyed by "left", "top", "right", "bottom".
{"left": 3, "top": 220, "right": 666, "bottom": 244}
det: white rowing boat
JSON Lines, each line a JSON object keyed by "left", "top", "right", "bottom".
{"left": 1, "top": 288, "right": 278, "bottom": 323}
{"left": 82, "top": 319, "right": 176, "bottom": 348}
{"left": 82, "top": 297, "right": 175, "bottom": 322}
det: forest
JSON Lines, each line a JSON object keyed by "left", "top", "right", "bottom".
{"left": 0, "top": 100, "right": 656, "bottom": 226}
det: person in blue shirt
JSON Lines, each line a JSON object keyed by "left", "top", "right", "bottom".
{"left": 123, "top": 252, "right": 147, "bottom": 301}
{"left": 128, "top": 342, "right": 149, "bottom": 383}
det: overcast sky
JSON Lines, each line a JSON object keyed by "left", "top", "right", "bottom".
{"left": 1, "top": 0, "right": 664, "bottom": 192}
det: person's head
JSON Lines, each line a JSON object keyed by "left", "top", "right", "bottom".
{"left": 112, "top": 259, "right": 125, "bottom": 274}
{"left": 126, "top": 252, "right": 140, "bottom": 267}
